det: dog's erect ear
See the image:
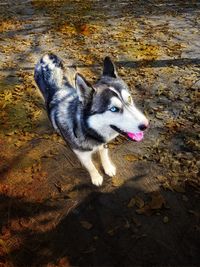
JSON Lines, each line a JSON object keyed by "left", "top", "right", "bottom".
{"left": 103, "top": 56, "right": 117, "bottom": 78}
{"left": 75, "top": 73, "right": 95, "bottom": 104}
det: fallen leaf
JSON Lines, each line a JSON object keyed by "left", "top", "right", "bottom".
{"left": 67, "top": 191, "right": 79, "bottom": 199}
{"left": 163, "top": 216, "right": 169, "bottom": 223}
{"left": 107, "top": 229, "right": 115, "bottom": 236}
{"left": 136, "top": 205, "right": 153, "bottom": 216}
{"left": 171, "top": 183, "right": 185, "bottom": 193}
{"left": 79, "top": 24, "right": 90, "bottom": 36}
{"left": 124, "top": 154, "right": 138, "bottom": 162}
{"left": 155, "top": 112, "right": 163, "bottom": 120}
{"left": 112, "top": 176, "right": 124, "bottom": 187}
{"left": 57, "top": 257, "right": 71, "bottom": 267}
{"left": 80, "top": 221, "right": 93, "bottom": 230}
{"left": 132, "top": 217, "right": 141, "bottom": 227}
{"left": 107, "top": 225, "right": 120, "bottom": 236}
{"left": 135, "top": 192, "right": 167, "bottom": 216}
{"left": 161, "top": 181, "right": 173, "bottom": 191}
{"left": 135, "top": 196, "right": 145, "bottom": 208}
{"left": 156, "top": 175, "right": 167, "bottom": 183}
{"left": 149, "top": 192, "right": 166, "bottom": 209}
{"left": 127, "top": 198, "right": 136, "bottom": 208}
{"left": 54, "top": 181, "right": 62, "bottom": 193}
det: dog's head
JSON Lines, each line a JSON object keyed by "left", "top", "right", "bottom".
{"left": 75, "top": 57, "right": 149, "bottom": 142}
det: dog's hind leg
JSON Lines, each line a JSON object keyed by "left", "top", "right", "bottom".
{"left": 99, "top": 145, "right": 116, "bottom": 177}
{"left": 74, "top": 150, "right": 103, "bottom": 186}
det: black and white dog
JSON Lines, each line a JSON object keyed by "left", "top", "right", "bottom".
{"left": 34, "top": 54, "right": 149, "bottom": 186}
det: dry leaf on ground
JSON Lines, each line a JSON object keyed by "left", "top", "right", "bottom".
{"left": 80, "top": 221, "right": 93, "bottom": 230}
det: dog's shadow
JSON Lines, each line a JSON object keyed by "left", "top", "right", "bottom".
{"left": 3, "top": 180, "right": 199, "bottom": 267}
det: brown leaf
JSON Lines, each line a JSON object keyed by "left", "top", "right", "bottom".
{"left": 0, "top": 238, "right": 9, "bottom": 254}
{"left": 149, "top": 192, "right": 166, "bottom": 210}
{"left": 80, "top": 221, "right": 93, "bottom": 230}
{"left": 127, "top": 198, "right": 136, "bottom": 208}
{"left": 57, "top": 257, "right": 71, "bottom": 267}
{"left": 135, "top": 196, "right": 145, "bottom": 208}
{"left": 171, "top": 183, "right": 185, "bottom": 193}
{"left": 132, "top": 217, "right": 141, "bottom": 227}
{"left": 107, "top": 225, "right": 120, "bottom": 236}
{"left": 136, "top": 205, "right": 153, "bottom": 216}
{"left": 67, "top": 191, "right": 79, "bottom": 199}
{"left": 107, "top": 229, "right": 115, "bottom": 236}
{"left": 135, "top": 192, "right": 167, "bottom": 216}
{"left": 161, "top": 181, "right": 173, "bottom": 191}
{"left": 156, "top": 175, "right": 167, "bottom": 183}
{"left": 79, "top": 24, "right": 90, "bottom": 36}
{"left": 54, "top": 181, "right": 62, "bottom": 193}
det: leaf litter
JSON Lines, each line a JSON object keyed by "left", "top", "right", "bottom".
{"left": 0, "top": 0, "right": 200, "bottom": 266}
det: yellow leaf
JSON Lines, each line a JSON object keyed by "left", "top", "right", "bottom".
{"left": 4, "top": 91, "right": 12, "bottom": 101}
{"left": 124, "top": 154, "right": 138, "bottom": 162}
{"left": 112, "top": 176, "right": 124, "bottom": 187}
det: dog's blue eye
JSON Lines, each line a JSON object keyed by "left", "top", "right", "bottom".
{"left": 110, "top": 106, "right": 119, "bottom": 112}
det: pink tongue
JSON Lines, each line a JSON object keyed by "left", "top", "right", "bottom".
{"left": 127, "top": 132, "right": 144, "bottom": 142}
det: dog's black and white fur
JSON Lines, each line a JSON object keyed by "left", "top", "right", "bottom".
{"left": 34, "top": 54, "right": 148, "bottom": 186}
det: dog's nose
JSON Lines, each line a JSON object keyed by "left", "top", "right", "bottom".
{"left": 138, "top": 123, "right": 148, "bottom": 131}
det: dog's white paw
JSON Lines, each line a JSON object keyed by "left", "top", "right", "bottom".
{"left": 104, "top": 163, "right": 116, "bottom": 177}
{"left": 91, "top": 173, "right": 103, "bottom": 186}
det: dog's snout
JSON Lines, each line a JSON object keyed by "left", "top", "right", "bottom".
{"left": 138, "top": 123, "right": 149, "bottom": 131}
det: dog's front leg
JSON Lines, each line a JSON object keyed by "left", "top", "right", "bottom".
{"left": 99, "top": 145, "right": 116, "bottom": 177}
{"left": 74, "top": 150, "right": 103, "bottom": 186}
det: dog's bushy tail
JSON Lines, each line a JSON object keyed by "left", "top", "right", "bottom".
{"left": 34, "top": 53, "right": 66, "bottom": 104}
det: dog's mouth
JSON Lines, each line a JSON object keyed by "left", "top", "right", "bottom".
{"left": 110, "top": 125, "right": 144, "bottom": 142}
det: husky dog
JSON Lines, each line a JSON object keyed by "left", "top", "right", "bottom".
{"left": 34, "top": 54, "right": 149, "bottom": 186}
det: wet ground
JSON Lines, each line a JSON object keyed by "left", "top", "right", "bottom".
{"left": 0, "top": 0, "right": 200, "bottom": 266}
